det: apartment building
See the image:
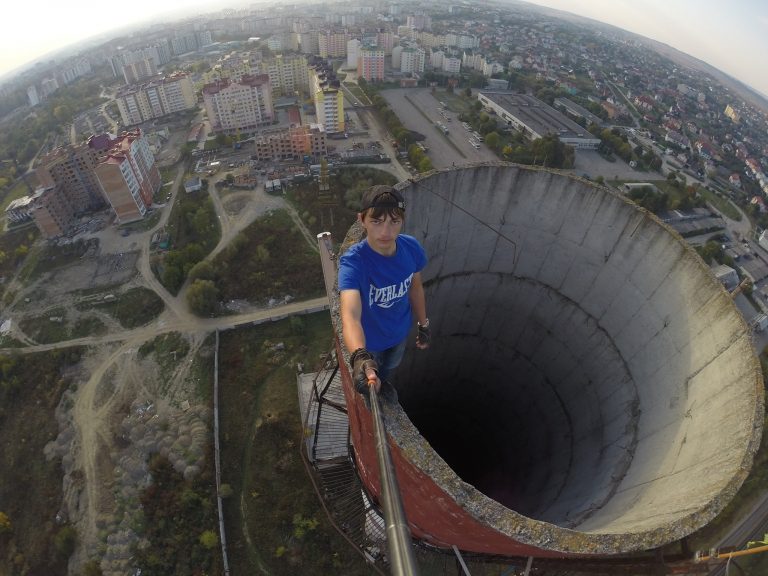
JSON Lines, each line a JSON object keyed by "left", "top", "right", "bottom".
{"left": 206, "top": 52, "right": 253, "bottom": 83}
{"left": 299, "top": 31, "right": 320, "bottom": 55}
{"left": 310, "top": 65, "right": 344, "bottom": 133}
{"left": 257, "top": 54, "right": 310, "bottom": 97}
{"left": 319, "top": 31, "right": 349, "bottom": 58}
{"left": 122, "top": 58, "right": 157, "bottom": 84}
{"left": 347, "top": 39, "right": 361, "bottom": 69}
{"left": 358, "top": 47, "right": 385, "bottom": 81}
{"left": 36, "top": 143, "right": 105, "bottom": 214}
{"left": 251, "top": 124, "right": 327, "bottom": 162}
{"left": 93, "top": 130, "right": 161, "bottom": 223}
{"left": 202, "top": 74, "right": 275, "bottom": 134}
{"left": 115, "top": 72, "right": 197, "bottom": 125}
{"left": 400, "top": 47, "right": 426, "bottom": 74}
{"left": 29, "top": 186, "right": 75, "bottom": 238}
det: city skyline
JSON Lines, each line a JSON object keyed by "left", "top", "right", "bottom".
{"left": 1, "top": 0, "right": 766, "bottom": 100}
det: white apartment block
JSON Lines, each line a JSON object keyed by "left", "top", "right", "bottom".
{"left": 400, "top": 48, "right": 426, "bottom": 74}
{"left": 347, "top": 39, "right": 361, "bottom": 69}
{"left": 319, "top": 31, "right": 349, "bottom": 58}
{"left": 300, "top": 31, "right": 320, "bottom": 55}
{"left": 207, "top": 52, "right": 253, "bottom": 83}
{"left": 115, "top": 72, "right": 197, "bottom": 126}
{"left": 430, "top": 49, "right": 444, "bottom": 69}
{"left": 446, "top": 33, "right": 480, "bottom": 49}
{"left": 443, "top": 56, "right": 461, "bottom": 74}
{"left": 462, "top": 52, "right": 484, "bottom": 71}
{"left": 267, "top": 36, "right": 283, "bottom": 52}
{"left": 258, "top": 54, "right": 310, "bottom": 97}
{"left": 202, "top": 74, "right": 275, "bottom": 134}
{"left": 406, "top": 14, "right": 431, "bottom": 30}
{"left": 482, "top": 61, "right": 504, "bottom": 77}
{"left": 358, "top": 48, "right": 385, "bottom": 81}
{"left": 392, "top": 46, "right": 403, "bottom": 70}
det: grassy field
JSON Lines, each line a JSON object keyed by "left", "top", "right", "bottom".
{"left": 211, "top": 210, "right": 325, "bottom": 307}
{"left": 218, "top": 313, "right": 376, "bottom": 576}
{"left": 285, "top": 166, "right": 397, "bottom": 243}
{"left": 99, "top": 287, "right": 165, "bottom": 329}
{"left": 700, "top": 186, "right": 742, "bottom": 220}
{"left": 19, "top": 307, "right": 107, "bottom": 344}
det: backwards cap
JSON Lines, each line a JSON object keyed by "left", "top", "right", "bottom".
{"left": 360, "top": 185, "right": 405, "bottom": 212}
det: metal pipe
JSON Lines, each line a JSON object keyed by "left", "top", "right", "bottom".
{"left": 369, "top": 384, "right": 420, "bottom": 575}
{"left": 317, "top": 231, "right": 419, "bottom": 576}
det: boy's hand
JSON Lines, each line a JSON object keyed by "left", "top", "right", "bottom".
{"left": 351, "top": 348, "right": 380, "bottom": 392}
{"left": 416, "top": 321, "right": 431, "bottom": 349}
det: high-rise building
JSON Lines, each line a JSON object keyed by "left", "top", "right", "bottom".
{"left": 258, "top": 54, "right": 310, "bottom": 97}
{"left": 202, "top": 74, "right": 275, "bottom": 134}
{"left": 346, "top": 39, "right": 361, "bottom": 69}
{"left": 115, "top": 72, "right": 197, "bottom": 126}
{"left": 36, "top": 143, "right": 105, "bottom": 214}
{"left": 310, "top": 64, "right": 344, "bottom": 134}
{"left": 122, "top": 58, "right": 157, "bottom": 84}
{"left": 29, "top": 186, "right": 75, "bottom": 238}
{"left": 93, "top": 130, "right": 161, "bottom": 223}
{"left": 27, "top": 84, "right": 40, "bottom": 106}
{"left": 319, "top": 31, "right": 349, "bottom": 58}
{"left": 299, "top": 31, "right": 320, "bottom": 55}
{"left": 358, "top": 47, "right": 385, "bottom": 81}
{"left": 406, "top": 14, "right": 432, "bottom": 31}
{"left": 400, "top": 47, "right": 426, "bottom": 74}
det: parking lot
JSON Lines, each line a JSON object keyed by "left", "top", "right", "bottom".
{"left": 380, "top": 88, "right": 497, "bottom": 168}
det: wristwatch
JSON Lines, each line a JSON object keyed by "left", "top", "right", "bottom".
{"left": 418, "top": 318, "right": 430, "bottom": 328}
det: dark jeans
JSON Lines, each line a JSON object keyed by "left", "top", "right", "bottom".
{"left": 354, "top": 339, "right": 406, "bottom": 399}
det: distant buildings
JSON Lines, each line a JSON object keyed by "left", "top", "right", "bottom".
{"left": 256, "top": 54, "right": 310, "bottom": 98}
{"left": 201, "top": 74, "right": 275, "bottom": 134}
{"left": 478, "top": 92, "right": 600, "bottom": 149}
{"left": 724, "top": 104, "right": 741, "bottom": 124}
{"left": 25, "top": 130, "right": 160, "bottom": 237}
{"left": 251, "top": 124, "right": 327, "bottom": 162}
{"left": 115, "top": 72, "right": 197, "bottom": 126}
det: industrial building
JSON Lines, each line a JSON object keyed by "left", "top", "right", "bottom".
{"left": 478, "top": 92, "right": 601, "bottom": 149}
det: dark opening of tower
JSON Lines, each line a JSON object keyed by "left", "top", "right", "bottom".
{"left": 335, "top": 164, "right": 763, "bottom": 557}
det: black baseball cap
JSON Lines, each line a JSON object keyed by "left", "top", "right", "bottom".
{"left": 360, "top": 185, "right": 405, "bottom": 212}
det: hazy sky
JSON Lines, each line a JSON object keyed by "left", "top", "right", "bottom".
{"left": 2, "top": 0, "right": 766, "bottom": 97}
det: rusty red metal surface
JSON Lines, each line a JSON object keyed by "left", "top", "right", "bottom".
{"left": 335, "top": 339, "right": 571, "bottom": 559}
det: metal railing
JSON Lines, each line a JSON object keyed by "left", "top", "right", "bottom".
{"left": 317, "top": 231, "right": 419, "bottom": 576}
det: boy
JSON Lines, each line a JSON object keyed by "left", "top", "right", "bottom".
{"left": 338, "top": 185, "right": 430, "bottom": 398}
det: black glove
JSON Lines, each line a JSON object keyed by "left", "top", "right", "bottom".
{"left": 417, "top": 322, "right": 431, "bottom": 348}
{"left": 350, "top": 348, "right": 378, "bottom": 392}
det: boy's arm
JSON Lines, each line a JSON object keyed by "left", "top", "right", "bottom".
{"left": 409, "top": 272, "right": 428, "bottom": 326}
{"left": 340, "top": 289, "right": 380, "bottom": 390}
{"left": 409, "top": 272, "right": 430, "bottom": 350}
{"left": 340, "top": 289, "right": 366, "bottom": 352}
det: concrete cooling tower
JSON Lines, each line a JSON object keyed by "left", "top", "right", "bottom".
{"left": 332, "top": 163, "right": 763, "bottom": 558}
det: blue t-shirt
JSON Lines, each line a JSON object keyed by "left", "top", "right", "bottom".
{"left": 338, "top": 234, "right": 427, "bottom": 352}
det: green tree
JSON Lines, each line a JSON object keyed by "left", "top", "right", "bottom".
{"left": 199, "top": 530, "right": 218, "bottom": 549}
{"left": 0, "top": 511, "right": 10, "bottom": 533}
{"left": 54, "top": 525, "right": 78, "bottom": 559}
{"left": 82, "top": 559, "right": 103, "bottom": 576}
{"left": 187, "top": 279, "right": 219, "bottom": 316}
{"left": 188, "top": 260, "right": 215, "bottom": 281}
{"left": 485, "top": 131, "right": 501, "bottom": 151}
